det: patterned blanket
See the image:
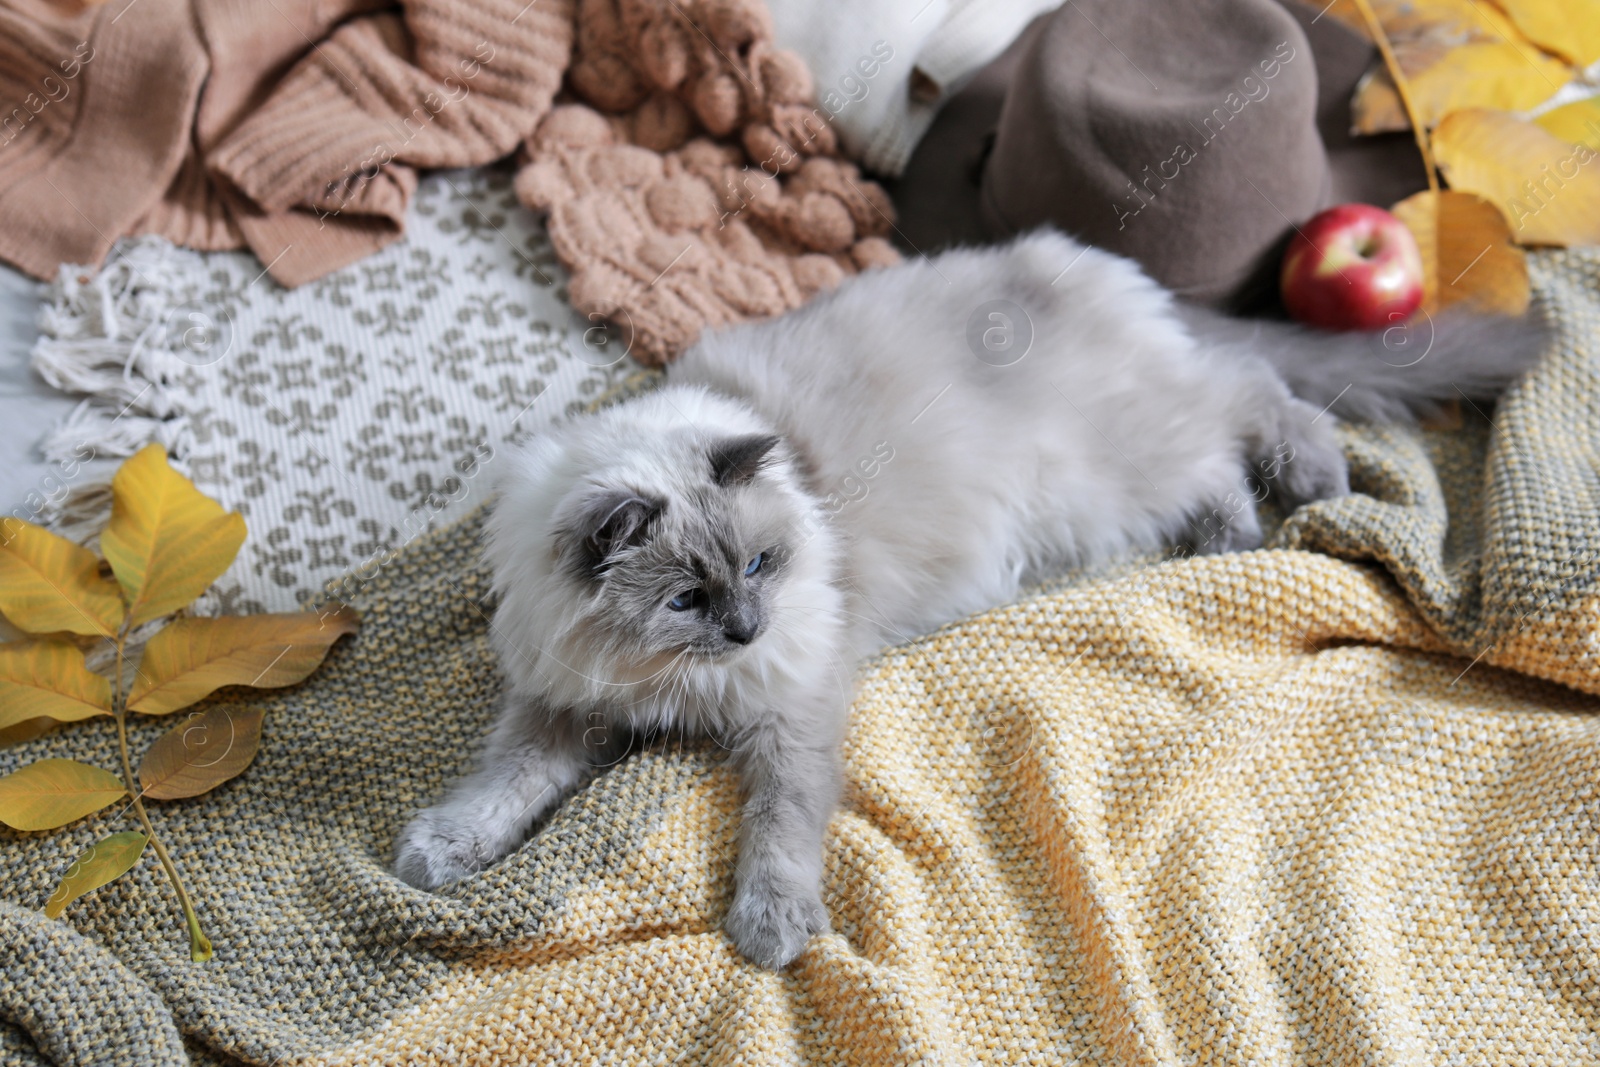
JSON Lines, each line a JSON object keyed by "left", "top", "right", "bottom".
{"left": 1, "top": 251, "right": 1597, "bottom": 1065}
{"left": 27, "top": 166, "right": 649, "bottom": 617}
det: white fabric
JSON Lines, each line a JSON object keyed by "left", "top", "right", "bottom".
{"left": 770, "top": 0, "right": 1060, "bottom": 176}
{"left": 0, "top": 264, "right": 75, "bottom": 521}
{"left": 28, "top": 166, "right": 640, "bottom": 614}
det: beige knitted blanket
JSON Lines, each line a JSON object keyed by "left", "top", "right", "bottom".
{"left": 0, "top": 251, "right": 1596, "bottom": 1064}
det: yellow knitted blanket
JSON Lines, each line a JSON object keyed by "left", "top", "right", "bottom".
{"left": 1, "top": 251, "right": 1597, "bottom": 1065}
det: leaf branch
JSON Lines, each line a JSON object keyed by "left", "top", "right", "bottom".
{"left": 112, "top": 630, "right": 213, "bottom": 962}
{"left": 1348, "top": 0, "right": 1441, "bottom": 194}
{"left": 5, "top": 446, "right": 355, "bottom": 960}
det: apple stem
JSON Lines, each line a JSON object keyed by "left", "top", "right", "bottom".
{"left": 1348, "top": 0, "right": 1439, "bottom": 195}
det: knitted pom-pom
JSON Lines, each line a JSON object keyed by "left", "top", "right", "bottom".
{"left": 792, "top": 157, "right": 888, "bottom": 232}
{"left": 741, "top": 124, "right": 800, "bottom": 175}
{"left": 769, "top": 103, "right": 834, "bottom": 158}
{"left": 533, "top": 105, "right": 616, "bottom": 152}
{"left": 715, "top": 218, "right": 769, "bottom": 263}
{"left": 579, "top": 0, "right": 627, "bottom": 45}
{"left": 758, "top": 50, "right": 812, "bottom": 105}
{"left": 631, "top": 93, "right": 694, "bottom": 153}
{"left": 678, "top": 138, "right": 745, "bottom": 179}
{"left": 691, "top": 71, "right": 744, "bottom": 136}
{"left": 698, "top": 0, "right": 771, "bottom": 49}
{"left": 638, "top": 18, "right": 691, "bottom": 91}
{"left": 791, "top": 253, "right": 844, "bottom": 296}
{"left": 715, "top": 165, "right": 777, "bottom": 216}
{"left": 568, "top": 53, "right": 649, "bottom": 114}
{"left": 585, "top": 144, "right": 666, "bottom": 189}
{"left": 639, "top": 231, "right": 706, "bottom": 274}
{"left": 784, "top": 156, "right": 830, "bottom": 195}
{"left": 567, "top": 260, "right": 629, "bottom": 317}
{"left": 645, "top": 174, "right": 720, "bottom": 230}
{"left": 714, "top": 261, "right": 789, "bottom": 316}
{"left": 514, "top": 160, "right": 568, "bottom": 211}
{"left": 848, "top": 180, "right": 895, "bottom": 234}
{"left": 851, "top": 236, "right": 899, "bottom": 270}
{"left": 789, "top": 192, "right": 856, "bottom": 253}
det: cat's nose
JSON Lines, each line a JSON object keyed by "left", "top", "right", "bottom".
{"left": 722, "top": 612, "right": 759, "bottom": 645}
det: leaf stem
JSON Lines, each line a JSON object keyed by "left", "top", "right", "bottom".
{"left": 113, "top": 634, "right": 213, "bottom": 962}
{"left": 1349, "top": 0, "right": 1440, "bottom": 194}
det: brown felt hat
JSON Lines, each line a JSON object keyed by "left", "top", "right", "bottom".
{"left": 963, "top": 0, "right": 1428, "bottom": 308}
{"left": 979, "top": 0, "right": 1328, "bottom": 303}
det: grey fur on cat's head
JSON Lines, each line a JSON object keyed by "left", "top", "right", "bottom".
{"left": 556, "top": 433, "right": 794, "bottom": 660}
{"left": 484, "top": 395, "right": 844, "bottom": 719}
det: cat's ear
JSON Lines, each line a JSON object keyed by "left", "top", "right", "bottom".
{"left": 709, "top": 434, "right": 780, "bottom": 487}
{"left": 575, "top": 490, "right": 661, "bottom": 569}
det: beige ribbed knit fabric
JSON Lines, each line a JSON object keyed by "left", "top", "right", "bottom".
{"left": 0, "top": 0, "right": 572, "bottom": 286}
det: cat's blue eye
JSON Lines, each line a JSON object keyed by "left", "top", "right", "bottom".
{"left": 667, "top": 590, "right": 699, "bottom": 611}
{"left": 744, "top": 553, "right": 765, "bottom": 577}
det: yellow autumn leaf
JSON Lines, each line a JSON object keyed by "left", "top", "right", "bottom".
{"left": 127, "top": 607, "right": 360, "bottom": 716}
{"left": 1392, "top": 189, "right": 1531, "bottom": 314}
{"left": 44, "top": 831, "right": 147, "bottom": 919}
{"left": 1353, "top": 43, "right": 1571, "bottom": 134}
{"left": 138, "top": 706, "right": 265, "bottom": 800}
{"left": 1323, "top": 0, "right": 1523, "bottom": 39}
{"left": 0, "top": 758, "right": 127, "bottom": 831}
{"left": 0, "top": 519, "right": 125, "bottom": 637}
{"left": 1327, "top": 0, "right": 1571, "bottom": 133}
{"left": 0, "top": 642, "right": 112, "bottom": 731}
{"left": 0, "top": 718, "right": 59, "bottom": 748}
{"left": 1488, "top": 0, "right": 1600, "bottom": 66}
{"left": 1432, "top": 108, "right": 1600, "bottom": 246}
{"left": 100, "top": 444, "right": 246, "bottom": 627}
{"left": 1535, "top": 96, "right": 1600, "bottom": 149}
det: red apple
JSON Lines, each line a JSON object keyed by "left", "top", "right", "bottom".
{"left": 1280, "top": 203, "right": 1424, "bottom": 331}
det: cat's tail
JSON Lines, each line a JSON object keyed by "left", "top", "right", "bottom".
{"left": 1179, "top": 303, "right": 1550, "bottom": 423}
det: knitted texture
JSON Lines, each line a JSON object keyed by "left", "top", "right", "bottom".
{"left": 514, "top": 0, "right": 901, "bottom": 365}
{"left": 0, "top": 251, "right": 1596, "bottom": 1064}
{"left": 0, "top": 0, "right": 574, "bottom": 288}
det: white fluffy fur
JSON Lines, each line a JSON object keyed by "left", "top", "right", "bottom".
{"left": 674, "top": 232, "right": 1345, "bottom": 649}
{"left": 485, "top": 386, "right": 850, "bottom": 737}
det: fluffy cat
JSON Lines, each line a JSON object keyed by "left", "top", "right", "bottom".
{"left": 394, "top": 229, "right": 1543, "bottom": 968}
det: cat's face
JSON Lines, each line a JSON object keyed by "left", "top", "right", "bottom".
{"left": 561, "top": 434, "right": 804, "bottom": 662}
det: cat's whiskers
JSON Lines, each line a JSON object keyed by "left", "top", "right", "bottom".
{"left": 664, "top": 654, "right": 707, "bottom": 757}
{"left": 536, "top": 644, "right": 666, "bottom": 691}
{"left": 625, "top": 647, "right": 691, "bottom": 711}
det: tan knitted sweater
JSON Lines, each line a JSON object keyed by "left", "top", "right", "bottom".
{"left": 0, "top": 0, "right": 572, "bottom": 286}
{"left": 0, "top": 0, "right": 897, "bottom": 361}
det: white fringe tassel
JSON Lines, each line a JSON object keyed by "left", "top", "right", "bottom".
{"left": 30, "top": 236, "right": 208, "bottom": 529}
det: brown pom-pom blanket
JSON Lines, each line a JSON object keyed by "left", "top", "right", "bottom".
{"left": 513, "top": 0, "right": 903, "bottom": 363}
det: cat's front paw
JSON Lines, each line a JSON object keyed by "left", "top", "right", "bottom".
{"left": 725, "top": 874, "right": 829, "bottom": 970}
{"left": 393, "top": 807, "right": 499, "bottom": 890}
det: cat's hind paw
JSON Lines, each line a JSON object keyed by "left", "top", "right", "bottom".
{"left": 1261, "top": 402, "right": 1350, "bottom": 508}
{"left": 725, "top": 874, "right": 830, "bottom": 970}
